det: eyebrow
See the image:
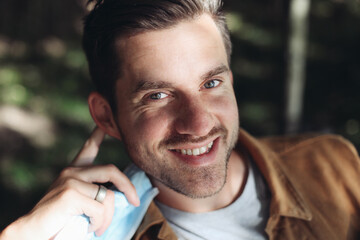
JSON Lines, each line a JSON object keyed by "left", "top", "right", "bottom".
{"left": 201, "top": 64, "right": 230, "bottom": 81}
{"left": 132, "top": 64, "right": 230, "bottom": 95}
{"left": 132, "top": 81, "right": 174, "bottom": 96}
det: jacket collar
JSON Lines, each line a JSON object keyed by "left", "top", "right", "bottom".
{"left": 237, "top": 129, "right": 312, "bottom": 223}
{"left": 134, "top": 202, "right": 177, "bottom": 240}
{"left": 136, "top": 129, "right": 313, "bottom": 239}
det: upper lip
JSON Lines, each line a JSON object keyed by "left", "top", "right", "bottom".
{"left": 168, "top": 136, "right": 218, "bottom": 150}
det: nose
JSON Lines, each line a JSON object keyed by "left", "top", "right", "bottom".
{"left": 174, "top": 97, "right": 215, "bottom": 137}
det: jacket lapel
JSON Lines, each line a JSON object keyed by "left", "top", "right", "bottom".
{"left": 237, "top": 129, "right": 312, "bottom": 233}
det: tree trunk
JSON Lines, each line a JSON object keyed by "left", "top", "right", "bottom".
{"left": 285, "top": 0, "right": 310, "bottom": 134}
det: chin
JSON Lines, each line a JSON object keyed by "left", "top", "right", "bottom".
{"left": 162, "top": 161, "right": 228, "bottom": 199}
{"left": 181, "top": 180, "right": 226, "bottom": 199}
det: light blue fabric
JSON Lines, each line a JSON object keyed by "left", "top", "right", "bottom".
{"left": 54, "top": 164, "right": 158, "bottom": 240}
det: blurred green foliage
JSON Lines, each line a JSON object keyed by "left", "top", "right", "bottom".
{"left": 0, "top": 0, "right": 359, "bottom": 229}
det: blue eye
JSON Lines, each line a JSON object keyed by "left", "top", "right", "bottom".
{"left": 204, "top": 79, "right": 220, "bottom": 89}
{"left": 149, "top": 92, "right": 168, "bottom": 100}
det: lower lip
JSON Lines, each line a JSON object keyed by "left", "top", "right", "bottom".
{"left": 169, "top": 137, "right": 220, "bottom": 166}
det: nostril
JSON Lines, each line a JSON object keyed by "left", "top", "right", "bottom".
{"left": 174, "top": 98, "right": 215, "bottom": 136}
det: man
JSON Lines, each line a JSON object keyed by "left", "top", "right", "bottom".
{"left": 1, "top": 0, "right": 360, "bottom": 239}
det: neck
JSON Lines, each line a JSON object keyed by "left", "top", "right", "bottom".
{"left": 151, "top": 150, "right": 248, "bottom": 213}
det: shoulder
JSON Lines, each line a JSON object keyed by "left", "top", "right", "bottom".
{"left": 258, "top": 133, "right": 360, "bottom": 195}
{"left": 259, "top": 133, "right": 360, "bottom": 200}
{"left": 260, "top": 133, "right": 360, "bottom": 216}
{"left": 259, "top": 133, "right": 359, "bottom": 164}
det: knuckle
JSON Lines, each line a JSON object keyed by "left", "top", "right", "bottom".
{"left": 105, "top": 164, "right": 118, "bottom": 174}
{"left": 59, "top": 187, "right": 77, "bottom": 202}
{"left": 63, "top": 178, "right": 77, "bottom": 189}
{"left": 60, "top": 166, "right": 76, "bottom": 178}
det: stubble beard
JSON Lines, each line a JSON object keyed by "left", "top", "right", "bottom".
{"left": 159, "top": 143, "right": 235, "bottom": 199}
{"left": 123, "top": 124, "right": 239, "bottom": 199}
{"left": 160, "top": 124, "right": 239, "bottom": 199}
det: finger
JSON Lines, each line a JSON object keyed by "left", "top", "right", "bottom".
{"left": 94, "top": 190, "right": 115, "bottom": 236}
{"left": 70, "top": 192, "right": 106, "bottom": 233}
{"left": 57, "top": 180, "right": 115, "bottom": 235}
{"left": 58, "top": 185, "right": 113, "bottom": 234}
{"left": 63, "top": 177, "right": 102, "bottom": 199}
{"left": 72, "top": 127, "right": 106, "bottom": 167}
{"left": 75, "top": 164, "right": 140, "bottom": 206}
{"left": 37, "top": 177, "right": 102, "bottom": 210}
{"left": 64, "top": 181, "right": 115, "bottom": 236}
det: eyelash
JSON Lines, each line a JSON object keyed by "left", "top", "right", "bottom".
{"left": 144, "top": 79, "right": 222, "bottom": 102}
{"left": 203, "top": 79, "right": 221, "bottom": 89}
{"left": 148, "top": 92, "right": 169, "bottom": 100}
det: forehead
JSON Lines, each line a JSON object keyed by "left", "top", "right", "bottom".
{"left": 115, "top": 14, "right": 228, "bottom": 88}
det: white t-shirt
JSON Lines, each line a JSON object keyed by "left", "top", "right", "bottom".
{"left": 155, "top": 159, "right": 270, "bottom": 240}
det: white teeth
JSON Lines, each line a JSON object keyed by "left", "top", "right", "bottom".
{"left": 193, "top": 148, "right": 200, "bottom": 156}
{"left": 175, "top": 141, "right": 214, "bottom": 156}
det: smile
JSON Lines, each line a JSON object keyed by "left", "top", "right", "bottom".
{"left": 172, "top": 141, "right": 214, "bottom": 156}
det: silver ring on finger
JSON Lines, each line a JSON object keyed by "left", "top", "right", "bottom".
{"left": 95, "top": 185, "right": 107, "bottom": 203}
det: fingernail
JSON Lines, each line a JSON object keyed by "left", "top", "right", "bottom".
{"left": 132, "top": 196, "right": 140, "bottom": 207}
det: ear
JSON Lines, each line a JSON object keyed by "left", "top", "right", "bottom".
{"left": 88, "top": 92, "right": 121, "bottom": 140}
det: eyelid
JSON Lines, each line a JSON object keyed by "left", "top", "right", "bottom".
{"left": 143, "top": 91, "right": 170, "bottom": 102}
{"left": 202, "top": 79, "right": 222, "bottom": 89}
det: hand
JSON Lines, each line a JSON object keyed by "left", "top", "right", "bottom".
{"left": 0, "top": 127, "right": 140, "bottom": 240}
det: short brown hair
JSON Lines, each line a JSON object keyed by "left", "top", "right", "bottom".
{"left": 83, "top": 0, "right": 231, "bottom": 111}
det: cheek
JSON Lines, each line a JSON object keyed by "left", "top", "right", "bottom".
{"left": 211, "top": 93, "right": 239, "bottom": 122}
{"left": 126, "top": 109, "right": 172, "bottom": 142}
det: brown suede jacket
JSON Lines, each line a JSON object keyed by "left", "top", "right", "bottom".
{"left": 133, "top": 129, "right": 360, "bottom": 240}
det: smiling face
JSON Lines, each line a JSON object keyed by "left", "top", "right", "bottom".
{"left": 113, "top": 14, "right": 239, "bottom": 198}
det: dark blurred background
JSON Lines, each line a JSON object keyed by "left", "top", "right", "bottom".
{"left": 0, "top": 0, "right": 359, "bottom": 229}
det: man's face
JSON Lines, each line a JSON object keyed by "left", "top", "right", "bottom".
{"left": 114, "top": 14, "right": 239, "bottom": 198}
